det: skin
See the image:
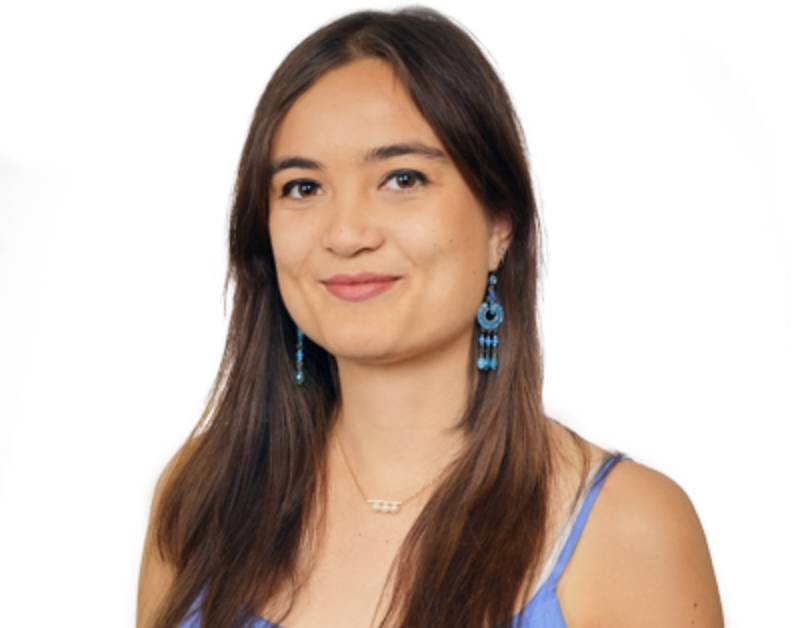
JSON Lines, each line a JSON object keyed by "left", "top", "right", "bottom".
{"left": 266, "top": 56, "right": 724, "bottom": 627}
{"left": 136, "top": 56, "right": 724, "bottom": 628}
{"left": 267, "top": 56, "right": 512, "bottom": 497}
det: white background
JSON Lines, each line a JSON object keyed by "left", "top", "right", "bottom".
{"left": 1, "top": 1, "right": 797, "bottom": 625}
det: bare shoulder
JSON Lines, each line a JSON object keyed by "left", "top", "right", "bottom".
{"left": 136, "top": 448, "right": 184, "bottom": 628}
{"left": 563, "top": 457, "right": 724, "bottom": 628}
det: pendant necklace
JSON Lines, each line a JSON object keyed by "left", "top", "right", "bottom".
{"left": 334, "top": 430, "right": 452, "bottom": 514}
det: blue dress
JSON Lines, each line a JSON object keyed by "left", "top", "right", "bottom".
{"left": 181, "top": 452, "right": 630, "bottom": 627}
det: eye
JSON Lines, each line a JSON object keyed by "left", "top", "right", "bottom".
{"left": 279, "top": 179, "right": 321, "bottom": 200}
{"left": 383, "top": 169, "right": 429, "bottom": 192}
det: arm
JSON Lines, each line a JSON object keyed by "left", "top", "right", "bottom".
{"left": 136, "top": 453, "right": 180, "bottom": 628}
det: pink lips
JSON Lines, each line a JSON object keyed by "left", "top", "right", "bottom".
{"left": 322, "top": 273, "right": 401, "bottom": 302}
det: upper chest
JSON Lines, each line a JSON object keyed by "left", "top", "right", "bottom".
{"left": 258, "top": 443, "right": 610, "bottom": 628}
{"left": 258, "top": 494, "right": 422, "bottom": 628}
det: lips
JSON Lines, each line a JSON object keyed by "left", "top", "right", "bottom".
{"left": 322, "top": 273, "right": 401, "bottom": 302}
{"left": 323, "top": 272, "right": 401, "bottom": 285}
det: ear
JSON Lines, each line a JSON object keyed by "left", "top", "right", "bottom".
{"left": 488, "top": 213, "right": 513, "bottom": 272}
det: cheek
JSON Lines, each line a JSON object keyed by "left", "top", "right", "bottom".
{"left": 269, "top": 216, "right": 312, "bottom": 274}
{"left": 269, "top": 229, "right": 311, "bottom": 327}
{"left": 398, "top": 192, "right": 486, "bottom": 260}
{"left": 432, "top": 202, "right": 488, "bottom": 272}
{"left": 268, "top": 220, "right": 314, "bottom": 317}
{"left": 402, "top": 200, "right": 489, "bottom": 312}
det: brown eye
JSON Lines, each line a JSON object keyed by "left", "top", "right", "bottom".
{"left": 384, "top": 169, "right": 429, "bottom": 192}
{"left": 280, "top": 180, "right": 320, "bottom": 199}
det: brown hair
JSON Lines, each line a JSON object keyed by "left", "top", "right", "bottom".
{"left": 150, "top": 6, "right": 599, "bottom": 627}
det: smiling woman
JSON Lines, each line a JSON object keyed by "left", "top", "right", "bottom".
{"left": 136, "top": 6, "right": 723, "bottom": 628}
{"left": 267, "top": 57, "right": 507, "bottom": 371}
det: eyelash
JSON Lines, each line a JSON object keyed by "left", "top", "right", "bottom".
{"left": 278, "top": 169, "right": 429, "bottom": 199}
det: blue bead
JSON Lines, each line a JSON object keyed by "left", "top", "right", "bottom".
{"left": 490, "top": 357, "right": 498, "bottom": 369}
{"left": 296, "top": 350, "right": 303, "bottom": 360}
{"left": 489, "top": 274, "right": 497, "bottom": 285}
{"left": 295, "top": 370, "right": 305, "bottom": 384}
{"left": 477, "top": 301, "right": 504, "bottom": 330}
{"left": 476, "top": 357, "right": 486, "bottom": 369}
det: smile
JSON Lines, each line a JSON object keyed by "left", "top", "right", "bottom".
{"left": 323, "top": 278, "right": 400, "bottom": 302}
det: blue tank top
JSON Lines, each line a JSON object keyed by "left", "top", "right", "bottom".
{"left": 180, "top": 452, "right": 630, "bottom": 628}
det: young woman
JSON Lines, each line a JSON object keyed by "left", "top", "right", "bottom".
{"left": 137, "top": 7, "right": 723, "bottom": 627}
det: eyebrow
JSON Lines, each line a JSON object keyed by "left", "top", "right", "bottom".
{"left": 267, "top": 141, "right": 448, "bottom": 178}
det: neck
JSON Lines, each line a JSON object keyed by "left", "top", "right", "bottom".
{"left": 328, "top": 328, "right": 473, "bottom": 502}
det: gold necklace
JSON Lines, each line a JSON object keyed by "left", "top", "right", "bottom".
{"left": 334, "top": 430, "right": 452, "bottom": 514}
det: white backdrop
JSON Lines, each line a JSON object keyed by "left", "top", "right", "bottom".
{"left": 1, "top": 1, "right": 797, "bottom": 625}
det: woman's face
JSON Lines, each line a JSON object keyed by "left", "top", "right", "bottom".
{"left": 268, "top": 57, "right": 510, "bottom": 366}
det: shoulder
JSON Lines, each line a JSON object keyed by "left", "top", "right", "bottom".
{"left": 565, "top": 458, "right": 724, "bottom": 627}
{"left": 136, "top": 448, "right": 185, "bottom": 628}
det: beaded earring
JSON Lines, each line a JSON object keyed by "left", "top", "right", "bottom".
{"left": 476, "top": 271, "right": 504, "bottom": 371}
{"left": 295, "top": 326, "right": 305, "bottom": 384}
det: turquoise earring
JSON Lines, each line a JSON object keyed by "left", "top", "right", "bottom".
{"left": 476, "top": 272, "right": 504, "bottom": 371}
{"left": 295, "top": 326, "right": 305, "bottom": 384}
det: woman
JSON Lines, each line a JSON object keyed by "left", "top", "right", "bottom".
{"left": 137, "top": 7, "right": 723, "bottom": 627}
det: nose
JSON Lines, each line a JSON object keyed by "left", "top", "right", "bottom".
{"left": 320, "top": 185, "right": 384, "bottom": 257}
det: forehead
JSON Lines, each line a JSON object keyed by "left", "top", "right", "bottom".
{"left": 269, "top": 58, "right": 443, "bottom": 162}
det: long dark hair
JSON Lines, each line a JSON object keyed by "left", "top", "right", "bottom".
{"left": 151, "top": 6, "right": 597, "bottom": 627}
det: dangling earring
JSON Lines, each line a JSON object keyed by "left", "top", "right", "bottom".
{"left": 476, "top": 270, "right": 504, "bottom": 371}
{"left": 295, "top": 326, "right": 305, "bottom": 384}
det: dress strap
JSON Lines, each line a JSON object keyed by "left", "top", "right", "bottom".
{"left": 546, "top": 452, "right": 630, "bottom": 585}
